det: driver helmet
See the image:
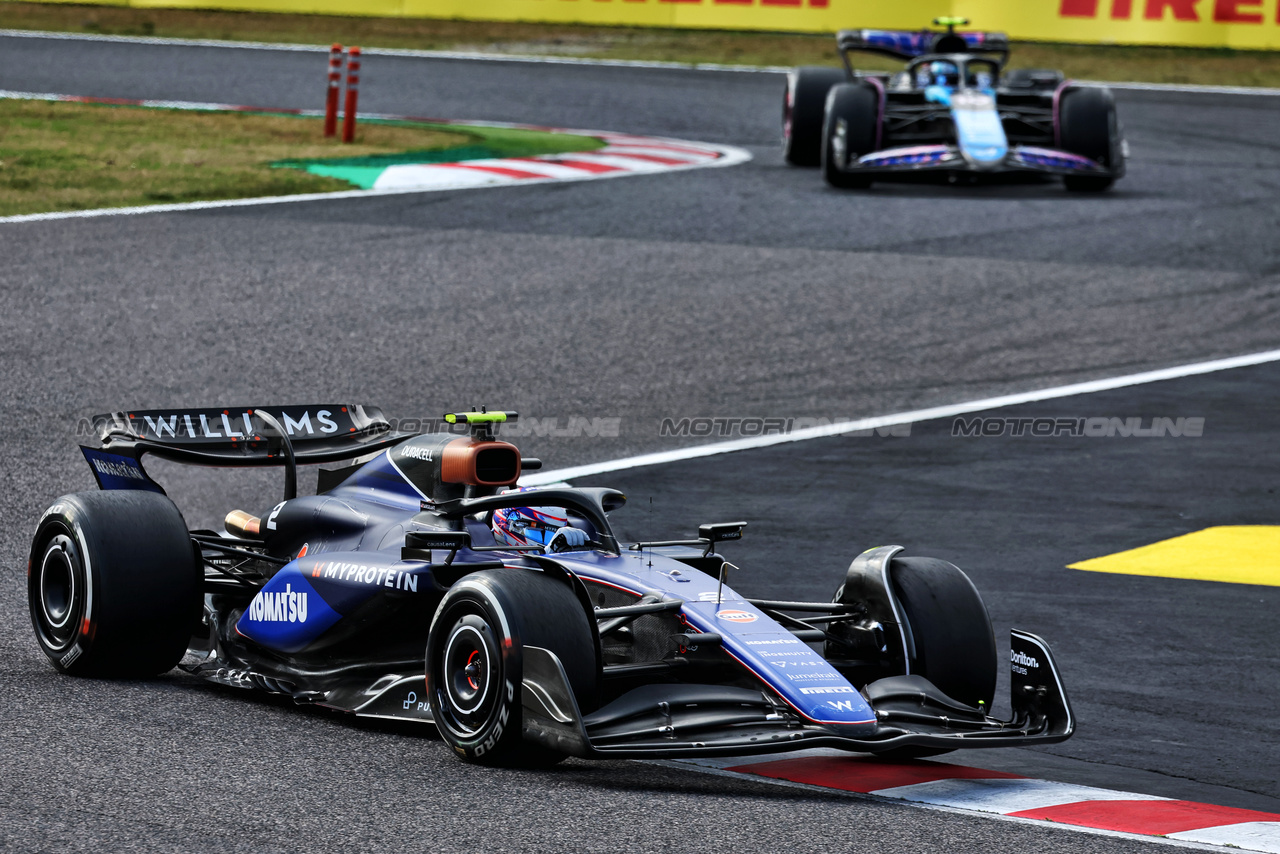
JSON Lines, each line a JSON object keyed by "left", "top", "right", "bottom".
{"left": 491, "top": 491, "right": 570, "bottom": 547}
{"left": 492, "top": 504, "right": 569, "bottom": 547}
{"left": 930, "top": 60, "right": 959, "bottom": 86}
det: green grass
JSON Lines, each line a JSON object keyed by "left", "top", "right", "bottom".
{"left": 0, "top": 99, "right": 604, "bottom": 216}
{"left": 3, "top": 1, "right": 1280, "bottom": 86}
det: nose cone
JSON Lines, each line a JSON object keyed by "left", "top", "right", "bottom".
{"left": 951, "top": 91, "right": 1008, "bottom": 169}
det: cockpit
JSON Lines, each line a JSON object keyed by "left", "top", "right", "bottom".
{"left": 895, "top": 56, "right": 1002, "bottom": 92}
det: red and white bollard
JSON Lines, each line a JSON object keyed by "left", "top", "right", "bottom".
{"left": 341, "top": 46, "right": 361, "bottom": 144}
{"left": 323, "top": 43, "right": 343, "bottom": 138}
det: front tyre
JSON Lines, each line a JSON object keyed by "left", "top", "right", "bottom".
{"left": 877, "top": 556, "right": 998, "bottom": 760}
{"left": 891, "top": 557, "right": 997, "bottom": 711}
{"left": 427, "top": 567, "right": 599, "bottom": 767}
{"left": 784, "top": 67, "right": 848, "bottom": 167}
{"left": 1059, "top": 86, "right": 1121, "bottom": 192}
{"left": 29, "top": 491, "right": 200, "bottom": 677}
{"left": 822, "top": 83, "right": 880, "bottom": 189}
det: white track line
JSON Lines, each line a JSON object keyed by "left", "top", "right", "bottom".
{"left": 522, "top": 347, "right": 1280, "bottom": 485}
{"left": 0, "top": 187, "right": 391, "bottom": 224}
{"left": 4, "top": 28, "right": 1280, "bottom": 96}
{"left": 1089, "top": 80, "right": 1280, "bottom": 96}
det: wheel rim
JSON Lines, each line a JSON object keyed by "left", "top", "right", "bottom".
{"left": 830, "top": 119, "right": 848, "bottom": 169}
{"left": 444, "top": 623, "right": 492, "bottom": 716}
{"left": 34, "top": 533, "right": 83, "bottom": 653}
{"left": 433, "top": 611, "right": 501, "bottom": 739}
{"left": 783, "top": 78, "right": 795, "bottom": 143}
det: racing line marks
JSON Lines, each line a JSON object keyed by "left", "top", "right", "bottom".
{"left": 675, "top": 754, "right": 1280, "bottom": 853}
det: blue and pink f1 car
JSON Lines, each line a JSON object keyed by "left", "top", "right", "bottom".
{"left": 784, "top": 18, "right": 1125, "bottom": 191}
{"left": 29, "top": 405, "right": 1072, "bottom": 766}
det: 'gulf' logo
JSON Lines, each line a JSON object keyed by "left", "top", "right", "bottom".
{"left": 716, "top": 609, "right": 758, "bottom": 623}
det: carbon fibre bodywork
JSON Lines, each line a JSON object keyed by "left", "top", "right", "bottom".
{"left": 833, "top": 71, "right": 1124, "bottom": 181}
{"left": 791, "top": 26, "right": 1125, "bottom": 186}
{"left": 67, "top": 405, "right": 1073, "bottom": 760}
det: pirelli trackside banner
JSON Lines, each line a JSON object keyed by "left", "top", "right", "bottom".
{"left": 37, "top": 0, "right": 1280, "bottom": 48}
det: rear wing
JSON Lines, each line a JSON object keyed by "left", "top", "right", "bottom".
{"left": 836, "top": 29, "right": 1009, "bottom": 63}
{"left": 83, "top": 404, "right": 414, "bottom": 495}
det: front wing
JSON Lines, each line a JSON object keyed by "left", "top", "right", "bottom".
{"left": 520, "top": 630, "right": 1073, "bottom": 759}
{"left": 187, "top": 625, "right": 1072, "bottom": 760}
{"left": 844, "top": 143, "right": 1117, "bottom": 179}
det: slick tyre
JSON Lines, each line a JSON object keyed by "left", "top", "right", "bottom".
{"left": 427, "top": 567, "right": 600, "bottom": 767}
{"left": 1059, "top": 86, "right": 1120, "bottom": 192}
{"left": 879, "top": 556, "right": 998, "bottom": 760}
{"left": 1003, "top": 68, "right": 1064, "bottom": 92}
{"left": 822, "top": 83, "right": 880, "bottom": 189}
{"left": 784, "top": 67, "right": 848, "bottom": 167}
{"left": 29, "top": 491, "right": 200, "bottom": 677}
{"left": 891, "top": 557, "right": 997, "bottom": 711}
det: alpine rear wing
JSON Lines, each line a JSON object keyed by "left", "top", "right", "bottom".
{"left": 83, "top": 405, "right": 415, "bottom": 496}
{"left": 836, "top": 28, "right": 1010, "bottom": 63}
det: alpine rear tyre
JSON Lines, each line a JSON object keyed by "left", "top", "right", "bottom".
{"left": 28, "top": 490, "right": 200, "bottom": 677}
{"left": 427, "top": 567, "right": 600, "bottom": 767}
{"left": 784, "top": 67, "right": 848, "bottom": 167}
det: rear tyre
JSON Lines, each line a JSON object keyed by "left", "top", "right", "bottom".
{"left": 1002, "top": 68, "right": 1064, "bottom": 92}
{"left": 822, "top": 83, "right": 880, "bottom": 189}
{"left": 783, "top": 67, "right": 848, "bottom": 167}
{"left": 1059, "top": 86, "right": 1120, "bottom": 192}
{"left": 427, "top": 567, "right": 600, "bottom": 767}
{"left": 879, "top": 556, "right": 998, "bottom": 759}
{"left": 28, "top": 491, "right": 200, "bottom": 677}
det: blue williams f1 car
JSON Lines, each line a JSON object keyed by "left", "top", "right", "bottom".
{"left": 784, "top": 18, "right": 1125, "bottom": 191}
{"left": 29, "top": 405, "right": 1072, "bottom": 765}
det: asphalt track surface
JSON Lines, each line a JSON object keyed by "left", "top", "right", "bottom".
{"left": 1, "top": 32, "right": 1278, "bottom": 853}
